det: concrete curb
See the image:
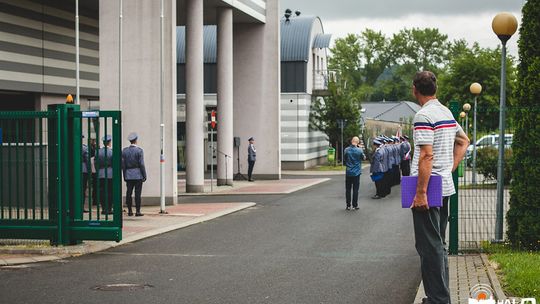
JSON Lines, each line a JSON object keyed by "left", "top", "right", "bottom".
{"left": 178, "top": 178, "right": 330, "bottom": 196}
{"left": 0, "top": 203, "right": 256, "bottom": 266}
{"left": 481, "top": 253, "right": 507, "bottom": 301}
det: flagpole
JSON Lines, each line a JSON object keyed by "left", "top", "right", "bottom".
{"left": 75, "top": 0, "right": 80, "bottom": 104}
{"left": 159, "top": 0, "right": 166, "bottom": 213}
{"left": 119, "top": 0, "right": 123, "bottom": 112}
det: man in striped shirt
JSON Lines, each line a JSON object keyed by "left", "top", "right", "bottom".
{"left": 410, "top": 71, "right": 469, "bottom": 304}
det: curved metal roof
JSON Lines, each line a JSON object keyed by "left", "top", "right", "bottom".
{"left": 280, "top": 16, "right": 325, "bottom": 62}
{"left": 176, "top": 16, "right": 331, "bottom": 64}
{"left": 176, "top": 25, "right": 217, "bottom": 64}
{"left": 313, "top": 34, "right": 332, "bottom": 49}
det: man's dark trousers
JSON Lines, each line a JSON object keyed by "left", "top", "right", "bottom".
{"left": 248, "top": 160, "right": 255, "bottom": 180}
{"left": 413, "top": 197, "right": 450, "bottom": 304}
{"left": 375, "top": 179, "right": 384, "bottom": 197}
{"left": 382, "top": 171, "right": 391, "bottom": 196}
{"left": 345, "top": 175, "right": 360, "bottom": 208}
{"left": 126, "top": 180, "right": 143, "bottom": 214}
{"left": 99, "top": 179, "right": 113, "bottom": 213}
{"left": 401, "top": 159, "right": 411, "bottom": 176}
{"left": 82, "top": 173, "right": 89, "bottom": 209}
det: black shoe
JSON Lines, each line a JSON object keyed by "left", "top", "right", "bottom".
{"left": 248, "top": 179, "right": 254, "bottom": 182}
{"left": 353, "top": 207, "right": 359, "bottom": 210}
{"left": 128, "top": 212, "right": 133, "bottom": 216}
{"left": 346, "top": 206, "right": 351, "bottom": 210}
{"left": 135, "top": 213, "right": 144, "bottom": 217}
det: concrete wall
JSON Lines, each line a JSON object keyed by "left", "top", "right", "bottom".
{"left": 232, "top": 0, "right": 280, "bottom": 180}
{"left": 0, "top": 0, "right": 99, "bottom": 97}
{"left": 281, "top": 93, "right": 328, "bottom": 164}
{"left": 99, "top": 0, "right": 177, "bottom": 204}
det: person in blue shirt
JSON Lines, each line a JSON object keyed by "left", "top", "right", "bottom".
{"left": 344, "top": 136, "right": 366, "bottom": 210}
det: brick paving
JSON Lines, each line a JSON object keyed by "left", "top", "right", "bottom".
{"left": 414, "top": 255, "right": 498, "bottom": 304}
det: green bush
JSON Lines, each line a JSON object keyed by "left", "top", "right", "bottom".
{"left": 507, "top": 0, "right": 540, "bottom": 251}
{"left": 476, "top": 147, "right": 513, "bottom": 185}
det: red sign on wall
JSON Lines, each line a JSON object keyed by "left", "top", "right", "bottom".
{"left": 211, "top": 110, "right": 216, "bottom": 129}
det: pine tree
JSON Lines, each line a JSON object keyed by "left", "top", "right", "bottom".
{"left": 507, "top": 0, "right": 540, "bottom": 250}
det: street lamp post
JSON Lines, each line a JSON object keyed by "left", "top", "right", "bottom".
{"left": 462, "top": 103, "right": 471, "bottom": 184}
{"left": 463, "top": 103, "right": 471, "bottom": 137}
{"left": 460, "top": 111, "right": 467, "bottom": 184}
{"left": 492, "top": 12, "right": 518, "bottom": 241}
{"left": 337, "top": 119, "right": 347, "bottom": 166}
{"left": 470, "top": 83, "right": 482, "bottom": 184}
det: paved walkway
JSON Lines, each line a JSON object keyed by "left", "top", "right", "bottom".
{"left": 0, "top": 202, "right": 255, "bottom": 266}
{"left": 413, "top": 254, "right": 506, "bottom": 303}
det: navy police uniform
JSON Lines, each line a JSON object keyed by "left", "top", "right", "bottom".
{"left": 247, "top": 137, "right": 256, "bottom": 182}
{"left": 122, "top": 132, "right": 146, "bottom": 216}
{"left": 95, "top": 135, "right": 113, "bottom": 214}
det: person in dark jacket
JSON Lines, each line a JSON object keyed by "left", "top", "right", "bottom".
{"left": 247, "top": 137, "right": 256, "bottom": 182}
{"left": 344, "top": 136, "right": 366, "bottom": 210}
{"left": 122, "top": 132, "right": 147, "bottom": 216}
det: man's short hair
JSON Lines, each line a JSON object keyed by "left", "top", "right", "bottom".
{"left": 413, "top": 71, "right": 437, "bottom": 96}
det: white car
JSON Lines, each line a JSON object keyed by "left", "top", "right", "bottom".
{"left": 466, "top": 134, "right": 513, "bottom": 163}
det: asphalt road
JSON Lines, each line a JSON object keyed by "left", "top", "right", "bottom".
{"left": 1, "top": 174, "right": 421, "bottom": 304}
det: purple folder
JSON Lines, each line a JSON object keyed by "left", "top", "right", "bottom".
{"left": 401, "top": 175, "right": 443, "bottom": 208}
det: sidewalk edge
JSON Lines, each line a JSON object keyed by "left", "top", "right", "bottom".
{"left": 1, "top": 203, "right": 256, "bottom": 266}
{"left": 481, "top": 253, "right": 506, "bottom": 300}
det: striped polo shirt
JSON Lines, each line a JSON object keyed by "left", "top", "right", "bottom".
{"left": 411, "top": 99, "right": 464, "bottom": 197}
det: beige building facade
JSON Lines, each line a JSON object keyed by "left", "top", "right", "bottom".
{"left": 0, "top": 0, "right": 281, "bottom": 203}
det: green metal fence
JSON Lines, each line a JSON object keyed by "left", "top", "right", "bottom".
{"left": 0, "top": 104, "right": 122, "bottom": 245}
{"left": 455, "top": 106, "right": 515, "bottom": 252}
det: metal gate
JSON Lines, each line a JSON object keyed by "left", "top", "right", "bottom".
{"left": 0, "top": 104, "right": 122, "bottom": 245}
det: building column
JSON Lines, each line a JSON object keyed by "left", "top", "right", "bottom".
{"left": 185, "top": 0, "right": 204, "bottom": 192}
{"left": 217, "top": 7, "right": 234, "bottom": 186}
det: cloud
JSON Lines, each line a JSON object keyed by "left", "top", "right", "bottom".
{"left": 322, "top": 12, "right": 521, "bottom": 56}
{"left": 280, "top": 0, "right": 525, "bottom": 19}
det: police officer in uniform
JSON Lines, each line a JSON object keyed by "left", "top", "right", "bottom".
{"left": 400, "top": 135, "right": 411, "bottom": 176}
{"left": 82, "top": 135, "right": 90, "bottom": 212}
{"left": 370, "top": 138, "right": 386, "bottom": 199}
{"left": 122, "top": 132, "right": 147, "bottom": 216}
{"left": 382, "top": 137, "right": 393, "bottom": 196}
{"left": 247, "top": 137, "right": 256, "bottom": 182}
{"left": 96, "top": 135, "right": 113, "bottom": 215}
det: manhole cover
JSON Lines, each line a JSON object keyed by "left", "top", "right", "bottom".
{"left": 92, "top": 283, "right": 153, "bottom": 291}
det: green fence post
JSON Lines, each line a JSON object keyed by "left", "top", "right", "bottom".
{"left": 47, "top": 104, "right": 81, "bottom": 245}
{"left": 66, "top": 104, "right": 82, "bottom": 245}
{"left": 449, "top": 100, "right": 460, "bottom": 255}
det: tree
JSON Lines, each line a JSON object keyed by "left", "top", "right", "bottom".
{"left": 328, "top": 34, "right": 363, "bottom": 89}
{"left": 311, "top": 80, "right": 360, "bottom": 161}
{"left": 507, "top": 1, "right": 540, "bottom": 250}
{"left": 437, "top": 43, "right": 517, "bottom": 132}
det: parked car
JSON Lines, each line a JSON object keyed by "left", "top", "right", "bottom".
{"left": 466, "top": 134, "right": 513, "bottom": 164}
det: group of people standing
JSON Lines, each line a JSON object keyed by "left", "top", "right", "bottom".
{"left": 81, "top": 132, "right": 146, "bottom": 217}
{"left": 369, "top": 135, "right": 411, "bottom": 199}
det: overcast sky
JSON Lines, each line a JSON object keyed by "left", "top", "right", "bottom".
{"left": 280, "top": 0, "right": 525, "bottom": 56}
